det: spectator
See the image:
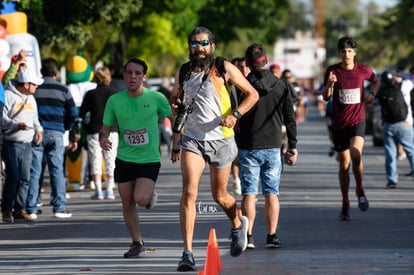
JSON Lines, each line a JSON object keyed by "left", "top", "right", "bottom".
{"left": 79, "top": 66, "right": 118, "bottom": 200}
{"left": 269, "top": 63, "right": 281, "bottom": 78}
{"left": 27, "top": 58, "right": 77, "bottom": 219}
{"left": 1, "top": 69, "right": 43, "bottom": 222}
{"left": 376, "top": 71, "right": 414, "bottom": 188}
{"left": 1, "top": 49, "right": 27, "bottom": 85}
{"left": 230, "top": 57, "right": 251, "bottom": 196}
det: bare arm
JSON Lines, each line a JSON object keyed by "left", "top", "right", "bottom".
{"left": 99, "top": 125, "right": 113, "bottom": 151}
{"left": 170, "top": 68, "right": 182, "bottom": 162}
{"left": 365, "top": 75, "right": 380, "bottom": 104}
{"left": 323, "top": 71, "right": 337, "bottom": 101}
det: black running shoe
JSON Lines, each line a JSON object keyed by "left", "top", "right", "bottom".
{"left": 386, "top": 181, "right": 397, "bottom": 189}
{"left": 247, "top": 235, "right": 255, "bottom": 249}
{"left": 339, "top": 203, "right": 350, "bottom": 221}
{"left": 177, "top": 250, "right": 196, "bottom": 271}
{"left": 357, "top": 192, "right": 369, "bottom": 212}
{"left": 229, "top": 216, "right": 248, "bottom": 257}
{"left": 328, "top": 146, "right": 335, "bottom": 157}
{"left": 266, "top": 234, "right": 282, "bottom": 248}
{"left": 124, "top": 241, "right": 145, "bottom": 258}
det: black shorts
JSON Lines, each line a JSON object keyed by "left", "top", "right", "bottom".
{"left": 114, "top": 158, "right": 161, "bottom": 183}
{"left": 332, "top": 122, "right": 365, "bottom": 152}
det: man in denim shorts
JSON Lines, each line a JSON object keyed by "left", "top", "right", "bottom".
{"left": 237, "top": 43, "right": 298, "bottom": 250}
{"left": 170, "top": 26, "right": 259, "bottom": 272}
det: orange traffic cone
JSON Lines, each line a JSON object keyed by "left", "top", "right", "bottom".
{"left": 198, "top": 228, "right": 222, "bottom": 275}
{"left": 237, "top": 209, "right": 242, "bottom": 216}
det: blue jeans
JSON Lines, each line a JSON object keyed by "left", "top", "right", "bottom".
{"left": 27, "top": 130, "right": 67, "bottom": 213}
{"left": 238, "top": 148, "right": 282, "bottom": 195}
{"left": 382, "top": 121, "right": 414, "bottom": 183}
{"left": 1, "top": 141, "right": 32, "bottom": 213}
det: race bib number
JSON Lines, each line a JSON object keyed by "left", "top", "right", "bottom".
{"left": 124, "top": 128, "right": 149, "bottom": 146}
{"left": 339, "top": 88, "right": 360, "bottom": 104}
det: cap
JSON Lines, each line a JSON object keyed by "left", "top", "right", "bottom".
{"left": 270, "top": 64, "right": 280, "bottom": 71}
{"left": 18, "top": 69, "right": 44, "bottom": 85}
{"left": 66, "top": 53, "right": 93, "bottom": 83}
{"left": 381, "top": 71, "right": 394, "bottom": 85}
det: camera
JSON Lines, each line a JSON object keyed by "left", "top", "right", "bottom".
{"left": 173, "top": 102, "right": 192, "bottom": 133}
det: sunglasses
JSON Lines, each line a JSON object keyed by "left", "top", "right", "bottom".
{"left": 190, "top": 40, "right": 211, "bottom": 48}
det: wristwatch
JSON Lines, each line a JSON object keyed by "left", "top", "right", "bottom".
{"left": 232, "top": 110, "right": 242, "bottom": 120}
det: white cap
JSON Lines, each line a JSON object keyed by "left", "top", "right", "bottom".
{"left": 17, "top": 69, "right": 44, "bottom": 86}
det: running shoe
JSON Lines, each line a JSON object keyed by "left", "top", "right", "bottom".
{"left": 177, "top": 250, "right": 196, "bottom": 271}
{"left": 247, "top": 234, "right": 255, "bottom": 249}
{"left": 146, "top": 191, "right": 158, "bottom": 209}
{"left": 266, "top": 234, "right": 282, "bottom": 248}
{"left": 54, "top": 210, "right": 72, "bottom": 218}
{"left": 328, "top": 146, "right": 335, "bottom": 157}
{"left": 2, "top": 211, "right": 13, "bottom": 223}
{"left": 339, "top": 203, "right": 350, "bottom": 221}
{"left": 404, "top": 171, "right": 414, "bottom": 177}
{"left": 357, "top": 191, "right": 369, "bottom": 211}
{"left": 13, "top": 210, "right": 35, "bottom": 222}
{"left": 386, "top": 181, "right": 397, "bottom": 189}
{"left": 91, "top": 191, "right": 104, "bottom": 200}
{"left": 105, "top": 191, "right": 116, "bottom": 200}
{"left": 28, "top": 213, "right": 38, "bottom": 220}
{"left": 229, "top": 215, "right": 248, "bottom": 257}
{"left": 124, "top": 241, "right": 146, "bottom": 258}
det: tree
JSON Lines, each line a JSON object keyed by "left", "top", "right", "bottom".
{"left": 9, "top": 0, "right": 298, "bottom": 77}
{"left": 14, "top": 0, "right": 142, "bottom": 68}
{"left": 197, "top": 0, "right": 291, "bottom": 59}
{"left": 358, "top": 0, "right": 414, "bottom": 71}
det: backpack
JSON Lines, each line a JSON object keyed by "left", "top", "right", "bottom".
{"left": 378, "top": 84, "right": 408, "bottom": 123}
{"left": 178, "top": 56, "right": 239, "bottom": 109}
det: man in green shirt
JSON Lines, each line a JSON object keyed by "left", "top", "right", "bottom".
{"left": 99, "top": 58, "right": 171, "bottom": 258}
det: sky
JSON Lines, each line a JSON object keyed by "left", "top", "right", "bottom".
{"left": 360, "top": 0, "right": 398, "bottom": 10}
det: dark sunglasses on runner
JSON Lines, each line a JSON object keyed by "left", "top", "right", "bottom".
{"left": 190, "top": 40, "right": 211, "bottom": 48}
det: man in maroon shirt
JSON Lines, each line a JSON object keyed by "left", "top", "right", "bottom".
{"left": 323, "top": 36, "right": 379, "bottom": 221}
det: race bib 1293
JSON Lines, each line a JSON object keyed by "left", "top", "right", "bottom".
{"left": 124, "top": 128, "right": 149, "bottom": 146}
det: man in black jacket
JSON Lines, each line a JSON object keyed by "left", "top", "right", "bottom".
{"left": 237, "top": 43, "right": 298, "bottom": 249}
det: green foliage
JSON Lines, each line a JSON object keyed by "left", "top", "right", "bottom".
{"left": 15, "top": 0, "right": 142, "bottom": 65}
{"left": 9, "top": 0, "right": 412, "bottom": 79}
{"left": 358, "top": 0, "right": 414, "bottom": 71}
{"left": 194, "top": 0, "right": 291, "bottom": 61}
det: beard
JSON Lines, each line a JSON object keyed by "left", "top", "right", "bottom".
{"left": 189, "top": 50, "right": 215, "bottom": 69}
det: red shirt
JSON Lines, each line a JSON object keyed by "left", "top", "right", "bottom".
{"left": 324, "top": 63, "right": 376, "bottom": 129}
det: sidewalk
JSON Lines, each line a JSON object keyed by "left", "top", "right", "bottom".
{"left": 1, "top": 104, "right": 413, "bottom": 274}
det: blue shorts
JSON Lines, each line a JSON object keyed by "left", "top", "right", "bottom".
{"left": 180, "top": 135, "right": 237, "bottom": 168}
{"left": 238, "top": 148, "right": 282, "bottom": 195}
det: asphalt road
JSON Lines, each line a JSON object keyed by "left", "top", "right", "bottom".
{"left": 1, "top": 104, "right": 413, "bottom": 275}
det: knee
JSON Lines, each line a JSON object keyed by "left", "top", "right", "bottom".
{"left": 181, "top": 188, "right": 198, "bottom": 202}
{"left": 122, "top": 200, "right": 135, "bottom": 214}
{"left": 213, "top": 193, "right": 228, "bottom": 207}
{"left": 134, "top": 195, "right": 149, "bottom": 207}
